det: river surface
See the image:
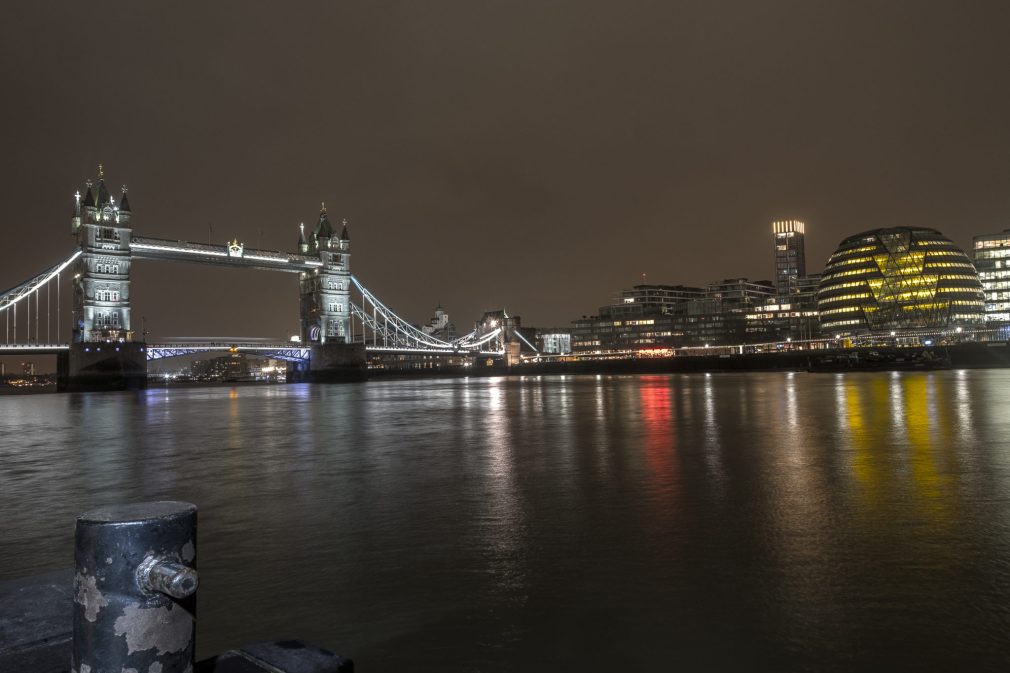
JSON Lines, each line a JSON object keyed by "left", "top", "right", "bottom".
{"left": 2, "top": 372, "right": 1010, "bottom": 671}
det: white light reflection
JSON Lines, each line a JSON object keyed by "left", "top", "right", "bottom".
{"left": 478, "top": 378, "right": 529, "bottom": 607}
{"left": 701, "top": 373, "right": 724, "bottom": 480}
{"left": 953, "top": 369, "right": 975, "bottom": 445}
{"left": 784, "top": 371, "right": 798, "bottom": 431}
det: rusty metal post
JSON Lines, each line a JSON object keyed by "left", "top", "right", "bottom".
{"left": 72, "top": 501, "right": 198, "bottom": 673}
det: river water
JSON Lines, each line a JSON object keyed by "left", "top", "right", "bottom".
{"left": 2, "top": 372, "right": 1009, "bottom": 671}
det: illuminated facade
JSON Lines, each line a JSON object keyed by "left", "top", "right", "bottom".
{"left": 298, "top": 206, "right": 352, "bottom": 344}
{"left": 538, "top": 331, "right": 572, "bottom": 354}
{"left": 571, "top": 279, "right": 805, "bottom": 351}
{"left": 973, "top": 229, "right": 1010, "bottom": 322}
{"left": 422, "top": 304, "right": 456, "bottom": 341}
{"left": 71, "top": 168, "right": 135, "bottom": 343}
{"left": 773, "top": 220, "right": 806, "bottom": 298}
{"left": 817, "top": 227, "right": 984, "bottom": 334}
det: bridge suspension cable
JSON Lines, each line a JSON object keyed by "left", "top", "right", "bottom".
{"left": 1, "top": 251, "right": 80, "bottom": 345}
{"left": 349, "top": 275, "right": 457, "bottom": 351}
{"left": 348, "top": 275, "right": 515, "bottom": 354}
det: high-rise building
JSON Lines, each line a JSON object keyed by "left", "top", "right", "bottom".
{"left": 973, "top": 230, "right": 1010, "bottom": 322}
{"left": 773, "top": 220, "right": 806, "bottom": 298}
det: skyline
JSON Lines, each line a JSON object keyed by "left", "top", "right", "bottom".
{"left": 3, "top": 1, "right": 1010, "bottom": 336}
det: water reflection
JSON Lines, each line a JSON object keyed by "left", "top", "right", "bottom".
{"left": 834, "top": 373, "right": 958, "bottom": 524}
{"left": 639, "top": 376, "right": 675, "bottom": 482}
{"left": 2, "top": 372, "right": 1009, "bottom": 670}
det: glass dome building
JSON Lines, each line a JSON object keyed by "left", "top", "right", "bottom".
{"left": 817, "top": 227, "right": 984, "bottom": 335}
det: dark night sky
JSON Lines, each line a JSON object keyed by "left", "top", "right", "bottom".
{"left": 2, "top": 1, "right": 1010, "bottom": 339}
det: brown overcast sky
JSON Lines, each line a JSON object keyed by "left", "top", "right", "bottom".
{"left": 2, "top": 1, "right": 1010, "bottom": 338}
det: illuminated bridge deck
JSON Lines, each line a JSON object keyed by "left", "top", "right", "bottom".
{"left": 129, "top": 237, "right": 322, "bottom": 272}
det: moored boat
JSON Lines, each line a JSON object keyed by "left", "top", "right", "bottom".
{"left": 808, "top": 348, "right": 950, "bottom": 372}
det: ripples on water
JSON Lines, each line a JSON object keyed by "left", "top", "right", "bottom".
{"left": 2, "top": 372, "right": 1010, "bottom": 671}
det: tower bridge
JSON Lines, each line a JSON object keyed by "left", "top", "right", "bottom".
{"left": 0, "top": 168, "right": 534, "bottom": 390}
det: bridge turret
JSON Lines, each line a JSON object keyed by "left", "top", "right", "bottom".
{"left": 313, "top": 203, "right": 334, "bottom": 250}
{"left": 297, "top": 222, "right": 309, "bottom": 254}
{"left": 339, "top": 218, "right": 350, "bottom": 248}
{"left": 81, "top": 183, "right": 96, "bottom": 224}
{"left": 71, "top": 190, "right": 81, "bottom": 233}
{"left": 118, "top": 187, "right": 132, "bottom": 224}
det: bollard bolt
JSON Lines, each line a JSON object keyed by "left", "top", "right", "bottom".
{"left": 137, "top": 555, "right": 199, "bottom": 599}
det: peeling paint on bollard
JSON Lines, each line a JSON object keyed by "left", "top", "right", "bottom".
{"left": 74, "top": 571, "right": 109, "bottom": 622}
{"left": 114, "top": 603, "right": 193, "bottom": 654}
{"left": 72, "top": 501, "right": 198, "bottom": 673}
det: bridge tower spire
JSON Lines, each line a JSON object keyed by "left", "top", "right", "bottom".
{"left": 297, "top": 222, "right": 308, "bottom": 254}
{"left": 71, "top": 190, "right": 81, "bottom": 233}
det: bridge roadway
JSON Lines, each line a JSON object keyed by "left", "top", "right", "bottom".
{"left": 0, "top": 344, "right": 68, "bottom": 355}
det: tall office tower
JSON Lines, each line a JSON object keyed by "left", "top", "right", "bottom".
{"left": 973, "top": 229, "right": 1010, "bottom": 322}
{"left": 773, "top": 220, "right": 806, "bottom": 298}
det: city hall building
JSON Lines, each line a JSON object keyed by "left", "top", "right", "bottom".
{"left": 817, "top": 227, "right": 984, "bottom": 335}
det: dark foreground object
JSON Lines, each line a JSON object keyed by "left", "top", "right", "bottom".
{"left": 0, "top": 500, "right": 351, "bottom": 673}
{"left": 197, "top": 640, "right": 353, "bottom": 672}
{"left": 0, "top": 569, "right": 73, "bottom": 673}
{"left": 73, "top": 501, "right": 198, "bottom": 673}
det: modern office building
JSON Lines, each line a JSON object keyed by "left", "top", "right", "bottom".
{"left": 973, "top": 229, "right": 1010, "bottom": 322}
{"left": 571, "top": 279, "right": 797, "bottom": 352}
{"left": 537, "top": 331, "right": 573, "bottom": 354}
{"left": 773, "top": 220, "right": 806, "bottom": 298}
{"left": 817, "top": 227, "right": 984, "bottom": 335}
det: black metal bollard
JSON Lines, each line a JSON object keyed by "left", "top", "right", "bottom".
{"left": 73, "top": 501, "right": 198, "bottom": 673}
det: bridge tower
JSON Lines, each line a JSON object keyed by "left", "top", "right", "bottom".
{"left": 73, "top": 167, "right": 134, "bottom": 343}
{"left": 60, "top": 167, "right": 146, "bottom": 390}
{"left": 297, "top": 206, "right": 365, "bottom": 381}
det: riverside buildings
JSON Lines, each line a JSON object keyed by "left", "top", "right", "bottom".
{"left": 570, "top": 221, "right": 995, "bottom": 354}
{"left": 973, "top": 230, "right": 1010, "bottom": 323}
{"left": 570, "top": 278, "right": 820, "bottom": 352}
{"left": 570, "top": 222, "right": 821, "bottom": 353}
